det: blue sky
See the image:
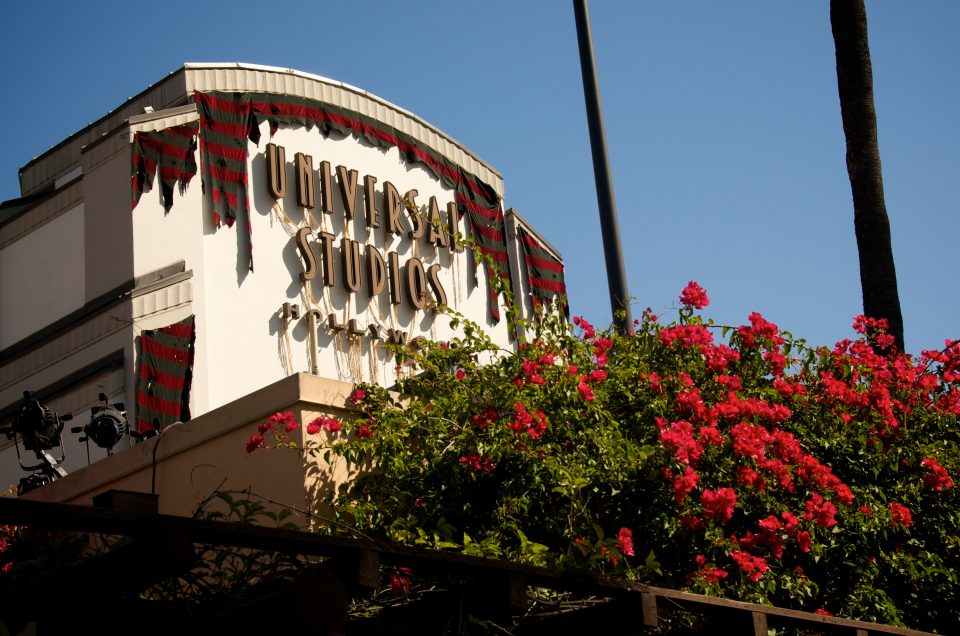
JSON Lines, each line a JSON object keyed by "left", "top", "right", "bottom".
{"left": 2, "top": 1, "right": 957, "bottom": 355}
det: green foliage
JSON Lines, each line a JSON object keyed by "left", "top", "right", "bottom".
{"left": 253, "top": 285, "right": 960, "bottom": 634}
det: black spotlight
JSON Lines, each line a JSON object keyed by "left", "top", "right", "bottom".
{"left": 11, "top": 391, "right": 67, "bottom": 452}
{"left": 0, "top": 391, "right": 70, "bottom": 495}
{"left": 72, "top": 393, "right": 129, "bottom": 457}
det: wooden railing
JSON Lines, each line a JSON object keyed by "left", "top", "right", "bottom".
{"left": 0, "top": 495, "right": 937, "bottom": 635}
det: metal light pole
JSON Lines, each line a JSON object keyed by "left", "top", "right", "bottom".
{"left": 573, "top": 0, "right": 632, "bottom": 332}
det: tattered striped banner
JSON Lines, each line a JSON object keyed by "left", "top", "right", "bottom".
{"left": 136, "top": 316, "right": 196, "bottom": 433}
{"left": 191, "top": 90, "right": 512, "bottom": 322}
{"left": 518, "top": 226, "right": 569, "bottom": 316}
{"left": 131, "top": 123, "right": 198, "bottom": 211}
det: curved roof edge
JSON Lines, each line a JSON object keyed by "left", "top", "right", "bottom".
{"left": 19, "top": 63, "right": 502, "bottom": 198}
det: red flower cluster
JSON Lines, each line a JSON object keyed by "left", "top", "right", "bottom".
{"left": 510, "top": 403, "right": 549, "bottom": 439}
{"left": 737, "top": 312, "right": 785, "bottom": 349}
{"left": 460, "top": 451, "right": 496, "bottom": 472}
{"left": 347, "top": 388, "right": 366, "bottom": 405}
{"left": 617, "top": 527, "right": 635, "bottom": 557}
{"left": 693, "top": 555, "right": 729, "bottom": 584}
{"left": 262, "top": 411, "right": 298, "bottom": 433}
{"left": 730, "top": 550, "right": 768, "bottom": 582}
{"left": 248, "top": 412, "right": 302, "bottom": 452}
{"left": 679, "top": 281, "right": 710, "bottom": 309}
{"left": 889, "top": 502, "right": 913, "bottom": 529}
{"left": 472, "top": 407, "right": 499, "bottom": 430}
{"left": 390, "top": 567, "right": 413, "bottom": 595}
{"left": 256, "top": 411, "right": 293, "bottom": 434}
{"left": 519, "top": 359, "right": 546, "bottom": 386}
{"left": 658, "top": 418, "right": 702, "bottom": 465}
{"left": 572, "top": 316, "right": 596, "bottom": 339}
{"left": 853, "top": 315, "right": 895, "bottom": 350}
{"left": 577, "top": 379, "right": 594, "bottom": 401}
{"left": 673, "top": 465, "right": 699, "bottom": 503}
{"left": 701, "top": 487, "right": 737, "bottom": 523}
{"left": 245, "top": 433, "right": 263, "bottom": 453}
{"left": 704, "top": 345, "right": 740, "bottom": 372}
{"left": 306, "top": 416, "right": 342, "bottom": 435}
{"left": 660, "top": 324, "right": 714, "bottom": 351}
{"left": 921, "top": 458, "right": 954, "bottom": 490}
{"left": 357, "top": 419, "right": 375, "bottom": 438}
{"left": 803, "top": 493, "right": 838, "bottom": 528}
{"left": 593, "top": 337, "right": 614, "bottom": 366}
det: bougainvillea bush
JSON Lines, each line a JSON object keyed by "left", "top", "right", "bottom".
{"left": 249, "top": 283, "right": 960, "bottom": 633}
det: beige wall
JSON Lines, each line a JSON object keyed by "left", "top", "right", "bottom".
{"left": 81, "top": 133, "right": 134, "bottom": 302}
{"left": 0, "top": 204, "right": 85, "bottom": 348}
{"left": 23, "top": 374, "right": 357, "bottom": 525}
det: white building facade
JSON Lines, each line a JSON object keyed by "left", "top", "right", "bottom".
{"left": 0, "top": 64, "right": 566, "bottom": 489}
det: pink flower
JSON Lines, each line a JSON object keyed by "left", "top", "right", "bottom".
{"left": 617, "top": 527, "right": 635, "bottom": 557}
{"left": 348, "top": 388, "right": 366, "bottom": 405}
{"left": 679, "top": 281, "right": 710, "bottom": 309}
{"left": 455, "top": 368, "right": 466, "bottom": 381}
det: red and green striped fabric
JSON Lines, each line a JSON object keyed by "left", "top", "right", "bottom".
{"left": 518, "top": 226, "right": 568, "bottom": 316}
{"left": 195, "top": 91, "right": 260, "bottom": 271}
{"left": 136, "top": 316, "right": 195, "bottom": 433}
{"left": 459, "top": 185, "right": 510, "bottom": 323}
{"left": 131, "top": 123, "right": 198, "bottom": 211}
{"left": 194, "top": 91, "right": 259, "bottom": 227}
{"left": 192, "top": 90, "right": 512, "bottom": 322}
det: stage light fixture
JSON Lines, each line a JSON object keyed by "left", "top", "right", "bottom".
{"left": 72, "top": 393, "right": 130, "bottom": 457}
{"left": 0, "top": 391, "right": 70, "bottom": 495}
{"left": 11, "top": 390, "right": 67, "bottom": 451}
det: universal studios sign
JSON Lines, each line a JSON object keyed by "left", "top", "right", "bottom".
{"left": 265, "top": 142, "right": 464, "bottom": 321}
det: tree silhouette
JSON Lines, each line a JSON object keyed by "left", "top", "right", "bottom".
{"left": 830, "top": 0, "right": 905, "bottom": 351}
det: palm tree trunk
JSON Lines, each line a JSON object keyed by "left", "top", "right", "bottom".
{"left": 830, "top": 0, "right": 905, "bottom": 352}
